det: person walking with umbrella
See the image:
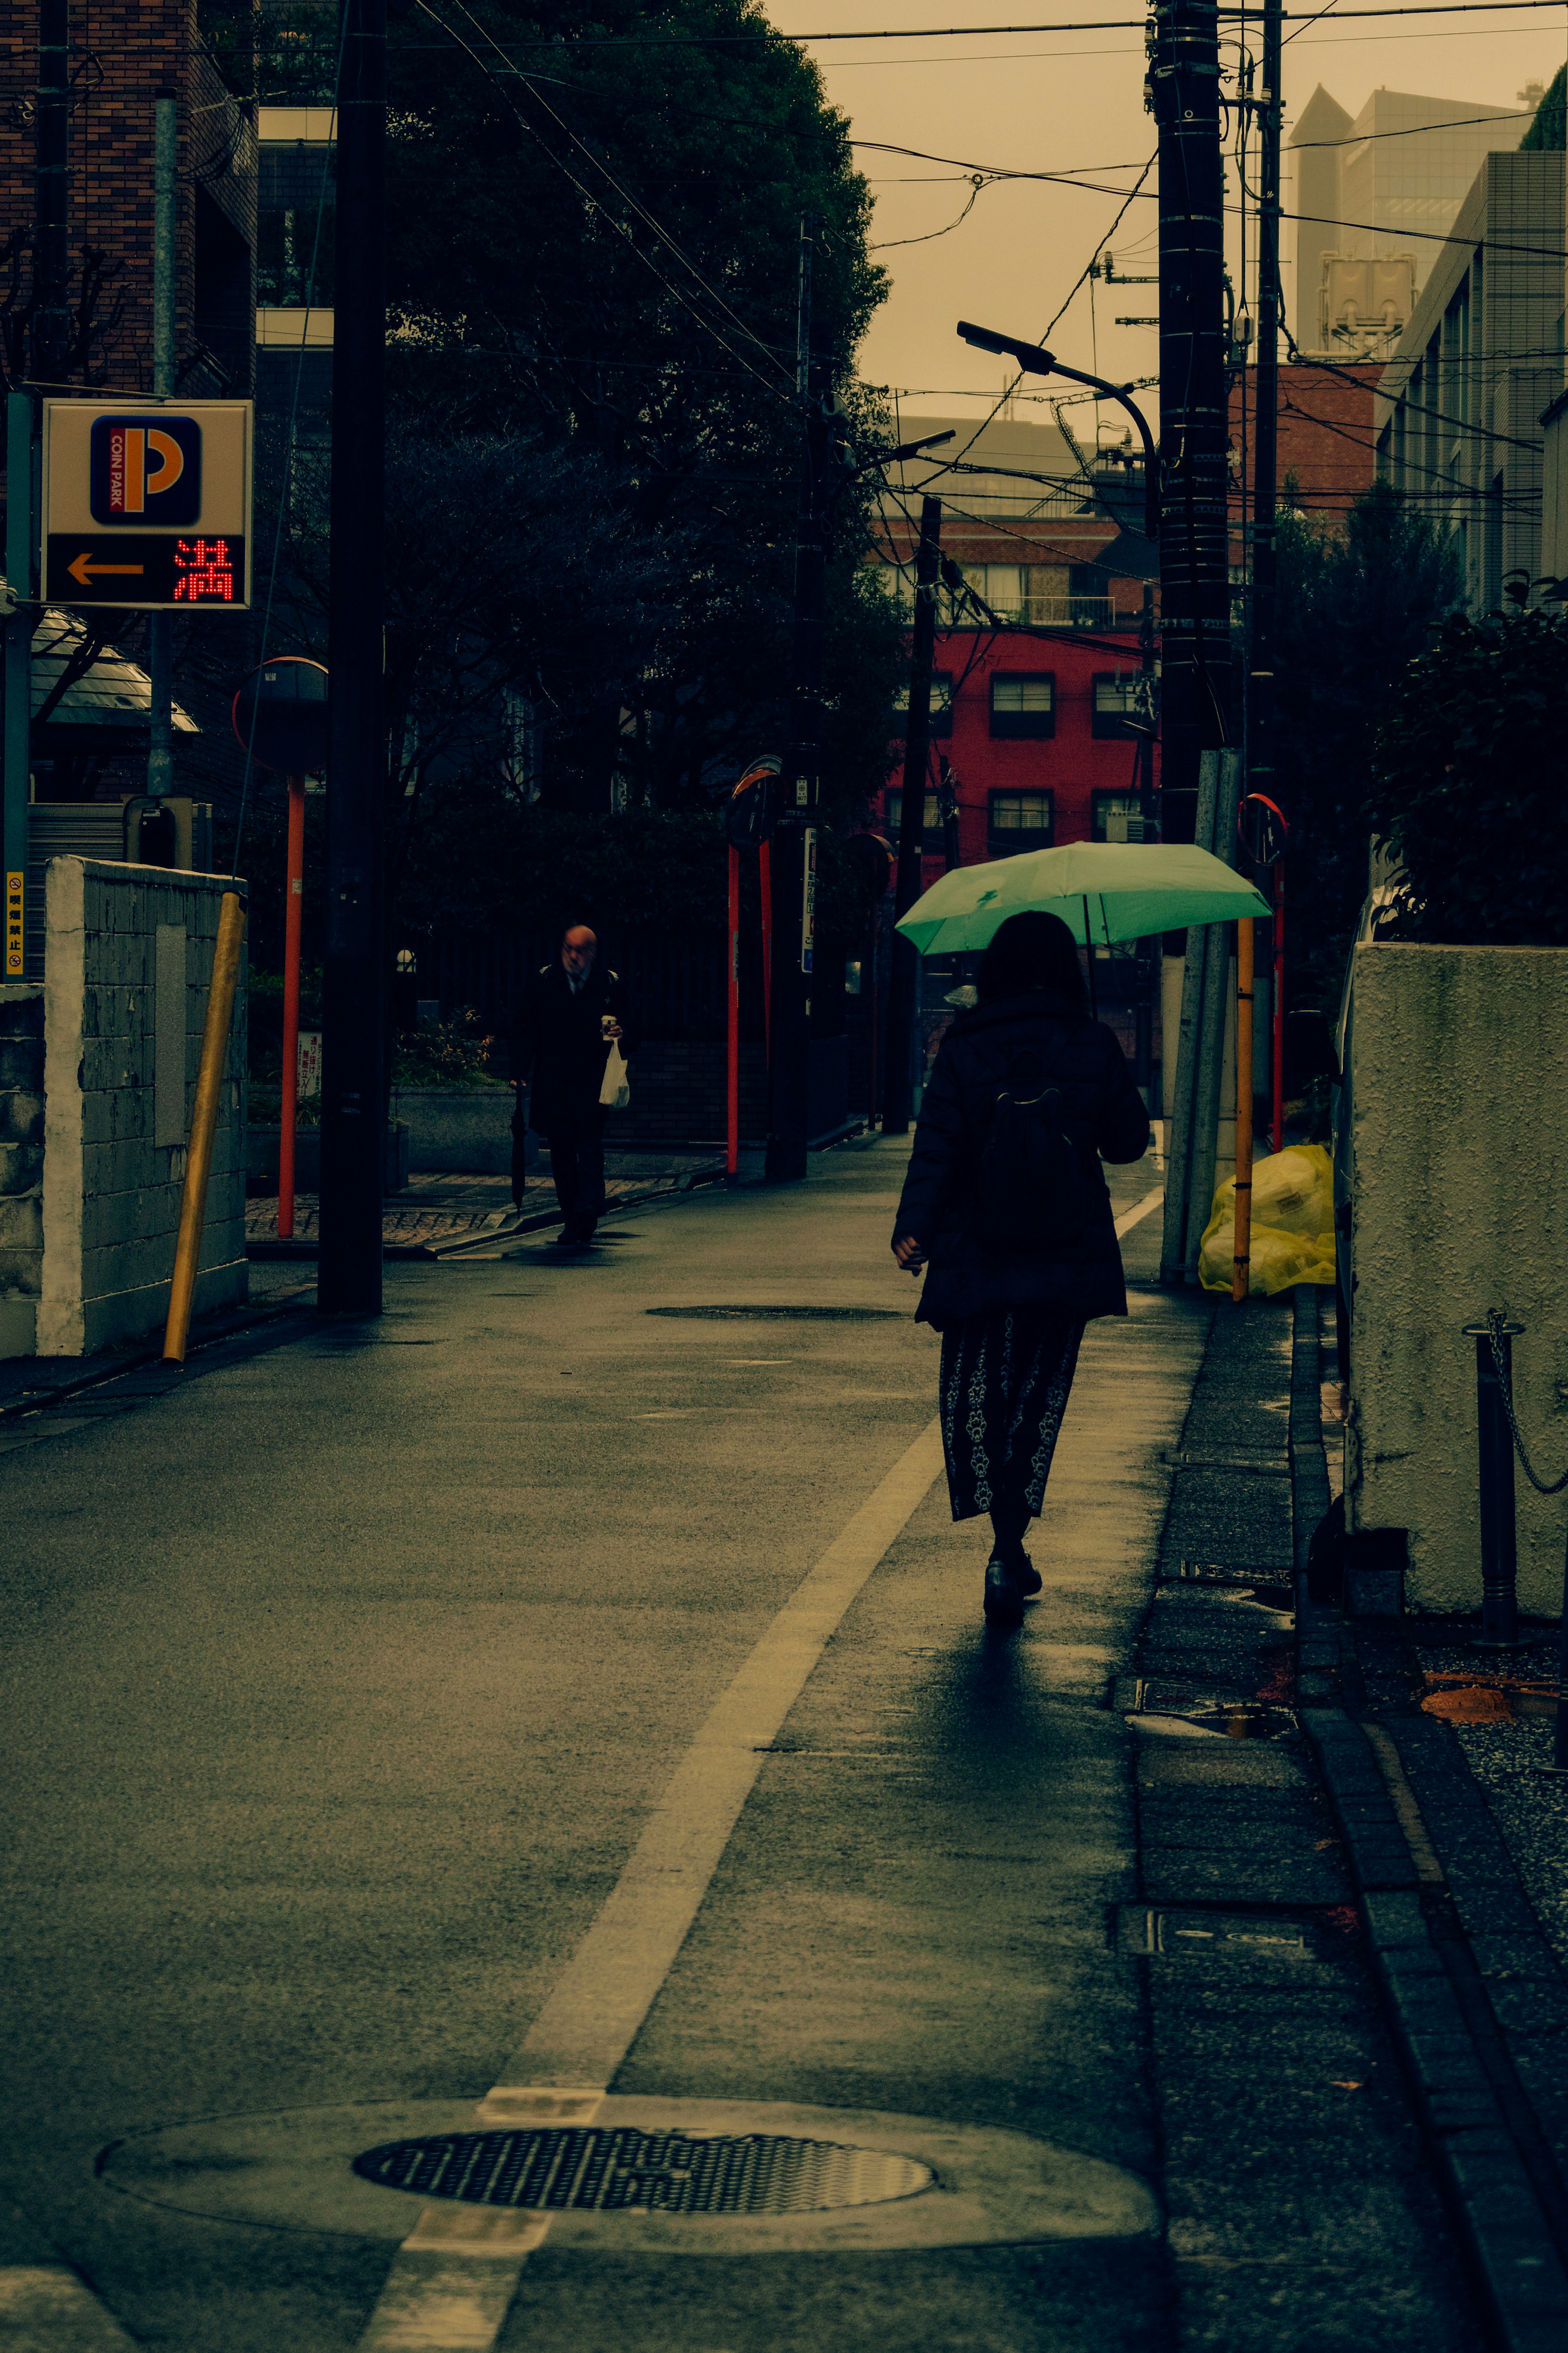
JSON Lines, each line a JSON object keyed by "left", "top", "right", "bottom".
{"left": 891, "top": 910, "right": 1150, "bottom": 1627}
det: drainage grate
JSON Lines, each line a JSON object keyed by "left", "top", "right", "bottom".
{"left": 352, "top": 2128, "right": 931, "bottom": 2215}
{"left": 646, "top": 1305, "right": 901, "bottom": 1322}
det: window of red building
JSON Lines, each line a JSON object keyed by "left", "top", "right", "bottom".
{"left": 885, "top": 788, "right": 945, "bottom": 848}
{"left": 989, "top": 673, "right": 1056, "bottom": 740}
{"left": 1091, "top": 674, "right": 1144, "bottom": 739}
{"left": 892, "top": 671, "right": 953, "bottom": 739}
{"left": 988, "top": 790, "right": 1054, "bottom": 854}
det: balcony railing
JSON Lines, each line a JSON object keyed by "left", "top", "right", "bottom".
{"left": 962, "top": 594, "right": 1140, "bottom": 630}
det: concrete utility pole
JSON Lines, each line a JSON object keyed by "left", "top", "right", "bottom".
{"left": 147, "top": 91, "right": 177, "bottom": 802}
{"left": 1247, "top": 0, "right": 1282, "bottom": 832}
{"left": 1134, "top": 581, "right": 1158, "bottom": 1091}
{"left": 1148, "top": 0, "right": 1232, "bottom": 839}
{"left": 881, "top": 495, "right": 941, "bottom": 1138}
{"left": 765, "top": 214, "right": 828, "bottom": 1183}
{"left": 318, "top": 0, "right": 386, "bottom": 1315}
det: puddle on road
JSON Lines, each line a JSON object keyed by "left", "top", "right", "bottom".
{"left": 1127, "top": 1696, "right": 1297, "bottom": 1740}
{"left": 1116, "top": 1902, "right": 1356, "bottom": 1962}
{"left": 647, "top": 1305, "right": 902, "bottom": 1322}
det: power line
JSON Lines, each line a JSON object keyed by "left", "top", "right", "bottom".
{"left": 853, "top": 136, "right": 1568, "bottom": 261}
{"left": 405, "top": 0, "right": 792, "bottom": 398}
{"left": 392, "top": 2, "right": 1568, "bottom": 43}
{"left": 1289, "top": 106, "right": 1534, "bottom": 145}
{"left": 434, "top": 0, "right": 793, "bottom": 383}
{"left": 906, "top": 151, "right": 1158, "bottom": 500}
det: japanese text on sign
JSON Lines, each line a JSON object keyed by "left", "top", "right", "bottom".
{"left": 5, "top": 872, "right": 22, "bottom": 978}
{"left": 173, "top": 538, "right": 237, "bottom": 602}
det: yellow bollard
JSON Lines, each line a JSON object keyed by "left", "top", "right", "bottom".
{"left": 1232, "top": 917, "right": 1254, "bottom": 1302}
{"left": 163, "top": 890, "right": 247, "bottom": 1365}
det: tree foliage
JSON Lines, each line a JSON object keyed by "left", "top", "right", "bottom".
{"left": 375, "top": 0, "right": 900, "bottom": 832}
{"left": 1519, "top": 64, "right": 1566, "bottom": 151}
{"left": 1365, "top": 598, "right": 1568, "bottom": 945}
{"left": 228, "top": 0, "right": 904, "bottom": 943}
{"left": 1272, "top": 481, "right": 1464, "bottom": 998}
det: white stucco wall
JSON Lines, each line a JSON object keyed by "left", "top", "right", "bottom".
{"left": 1346, "top": 942, "right": 1568, "bottom": 1614}
{"left": 39, "top": 859, "right": 248, "bottom": 1357}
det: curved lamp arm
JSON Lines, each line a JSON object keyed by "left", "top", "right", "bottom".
{"left": 956, "top": 321, "right": 1159, "bottom": 540}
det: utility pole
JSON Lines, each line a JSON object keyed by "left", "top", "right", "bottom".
{"left": 1133, "top": 581, "right": 1158, "bottom": 1092}
{"left": 882, "top": 495, "right": 941, "bottom": 1137}
{"left": 318, "top": 0, "right": 386, "bottom": 1315}
{"left": 147, "top": 91, "right": 177, "bottom": 801}
{"left": 1147, "top": 0, "right": 1232, "bottom": 840}
{"left": 34, "top": 0, "right": 71, "bottom": 382}
{"left": 6, "top": 0, "right": 71, "bottom": 977}
{"left": 765, "top": 214, "right": 828, "bottom": 1183}
{"left": 1248, "top": 0, "right": 1282, "bottom": 840}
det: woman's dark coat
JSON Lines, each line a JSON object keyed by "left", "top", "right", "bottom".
{"left": 510, "top": 962, "right": 634, "bottom": 1138}
{"left": 893, "top": 987, "right": 1150, "bottom": 1330}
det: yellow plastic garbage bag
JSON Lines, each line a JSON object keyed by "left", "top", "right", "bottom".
{"left": 1198, "top": 1143, "right": 1336, "bottom": 1297}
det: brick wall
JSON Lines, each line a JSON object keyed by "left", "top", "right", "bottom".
{"left": 1, "top": 1, "right": 255, "bottom": 395}
{"left": 602, "top": 1042, "right": 769, "bottom": 1146}
{"left": 40, "top": 857, "right": 246, "bottom": 1356}
{"left": 1228, "top": 361, "right": 1384, "bottom": 524}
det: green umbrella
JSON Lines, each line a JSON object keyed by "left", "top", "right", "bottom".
{"left": 893, "top": 841, "right": 1272, "bottom": 957}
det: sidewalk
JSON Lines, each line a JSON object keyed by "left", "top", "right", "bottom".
{"left": 1293, "top": 1289, "right": 1568, "bottom": 2352}
{"left": 0, "top": 1140, "right": 1548, "bottom": 2351}
{"left": 244, "top": 1149, "right": 730, "bottom": 1256}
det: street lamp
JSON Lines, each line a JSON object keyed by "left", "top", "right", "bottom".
{"left": 956, "top": 321, "right": 1159, "bottom": 541}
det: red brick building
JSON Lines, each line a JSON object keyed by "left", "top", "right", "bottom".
{"left": 884, "top": 627, "right": 1155, "bottom": 896}
{"left": 1228, "top": 360, "right": 1384, "bottom": 527}
{"left": 0, "top": 0, "right": 255, "bottom": 399}
{"left": 876, "top": 411, "right": 1158, "bottom": 897}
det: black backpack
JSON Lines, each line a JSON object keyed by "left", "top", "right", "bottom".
{"left": 976, "top": 1053, "right": 1097, "bottom": 1258}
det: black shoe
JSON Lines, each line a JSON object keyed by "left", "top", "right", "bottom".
{"left": 1012, "top": 1554, "right": 1042, "bottom": 1597}
{"left": 983, "top": 1559, "right": 1027, "bottom": 1628}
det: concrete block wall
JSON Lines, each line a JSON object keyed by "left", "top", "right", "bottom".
{"left": 40, "top": 860, "right": 247, "bottom": 1358}
{"left": 601, "top": 1042, "right": 769, "bottom": 1145}
{"left": 0, "top": 987, "right": 45, "bottom": 1359}
{"left": 1346, "top": 942, "right": 1568, "bottom": 1615}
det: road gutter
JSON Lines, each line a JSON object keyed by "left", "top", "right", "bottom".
{"left": 1291, "top": 1286, "right": 1568, "bottom": 2351}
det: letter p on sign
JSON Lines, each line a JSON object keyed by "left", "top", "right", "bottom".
{"left": 90, "top": 415, "right": 202, "bottom": 525}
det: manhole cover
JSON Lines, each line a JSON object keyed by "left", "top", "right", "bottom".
{"left": 646, "top": 1305, "right": 901, "bottom": 1322}
{"left": 351, "top": 2128, "right": 930, "bottom": 2215}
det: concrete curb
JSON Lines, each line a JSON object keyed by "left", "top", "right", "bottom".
{"left": 246, "top": 1172, "right": 726, "bottom": 1263}
{"left": 1290, "top": 1289, "right": 1568, "bottom": 2350}
{"left": 0, "top": 1292, "right": 314, "bottom": 1421}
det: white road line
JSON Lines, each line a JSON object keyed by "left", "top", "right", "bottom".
{"left": 0, "top": 2265, "right": 138, "bottom": 2349}
{"left": 356, "top": 1417, "right": 946, "bottom": 2351}
{"left": 1114, "top": 1187, "right": 1165, "bottom": 1240}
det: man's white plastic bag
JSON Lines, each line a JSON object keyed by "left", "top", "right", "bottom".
{"left": 599, "top": 1045, "right": 630, "bottom": 1111}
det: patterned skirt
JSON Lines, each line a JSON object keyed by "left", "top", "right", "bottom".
{"left": 937, "top": 1309, "right": 1086, "bottom": 1523}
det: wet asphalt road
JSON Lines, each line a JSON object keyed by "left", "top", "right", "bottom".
{"left": 1, "top": 1138, "right": 1480, "bottom": 2349}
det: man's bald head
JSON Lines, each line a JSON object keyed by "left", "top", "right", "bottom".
{"left": 562, "top": 926, "right": 597, "bottom": 979}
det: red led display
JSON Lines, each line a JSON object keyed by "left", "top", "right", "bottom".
{"left": 172, "top": 536, "right": 238, "bottom": 602}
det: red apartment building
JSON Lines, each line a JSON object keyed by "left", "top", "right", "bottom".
{"left": 876, "top": 410, "right": 1157, "bottom": 899}
{"left": 875, "top": 370, "right": 1383, "bottom": 899}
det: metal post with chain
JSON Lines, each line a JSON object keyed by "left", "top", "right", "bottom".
{"left": 1466, "top": 1311, "right": 1568, "bottom": 1770}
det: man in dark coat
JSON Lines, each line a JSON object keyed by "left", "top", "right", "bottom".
{"left": 510, "top": 925, "right": 633, "bottom": 1246}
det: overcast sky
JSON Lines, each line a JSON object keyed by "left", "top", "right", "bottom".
{"left": 771, "top": 1, "right": 1568, "bottom": 441}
